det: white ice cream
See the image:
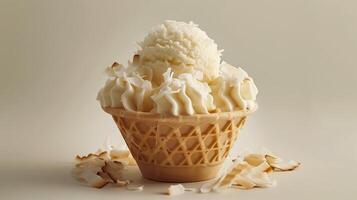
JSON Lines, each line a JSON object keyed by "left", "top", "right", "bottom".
{"left": 97, "top": 63, "right": 153, "bottom": 112}
{"left": 151, "top": 69, "right": 215, "bottom": 116}
{"left": 97, "top": 20, "right": 258, "bottom": 115}
{"left": 210, "top": 63, "right": 258, "bottom": 112}
{"left": 136, "top": 20, "right": 222, "bottom": 85}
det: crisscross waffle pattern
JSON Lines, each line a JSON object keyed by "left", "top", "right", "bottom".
{"left": 105, "top": 108, "right": 249, "bottom": 168}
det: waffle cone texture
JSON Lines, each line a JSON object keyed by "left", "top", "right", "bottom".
{"left": 103, "top": 107, "right": 256, "bottom": 182}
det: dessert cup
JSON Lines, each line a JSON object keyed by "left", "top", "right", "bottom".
{"left": 103, "top": 107, "right": 256, "bottom": 182}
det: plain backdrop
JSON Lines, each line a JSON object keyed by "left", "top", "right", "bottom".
{"left": 0, "top": 0, "right": 356, "bottom": 199}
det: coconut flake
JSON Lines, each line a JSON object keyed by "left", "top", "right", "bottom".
{"left": 75, "top": 153, "right": 99, "bottom": 162}
{"left": 110, "top": 149, "right": 129, "bottom": 159}
{"left": 250, "top": 171, "right": 276, "bottom": 188}
{"left": 133, "top": 54, "right": 140, "bottom": 66}
{"left": 96, "top": 171, "right": 114, "bottom": 183}
{"left": 237, "top": 167, "right": 276, "bottom": 188}
{"left": 167, "top": 184, "right": 185, "bottom": 196}
{"left": 243, "top": 153, "right": 266, "bottom": 167}
{"left": 80, "top": 169, "right": 108, "bottom": 188}
{"left": 110, "top": 149, "right": 137, "bottom": 166}
{"left": 116, "top": 180, "right": 131, "bottom": 186}
{"left": 200, "top": 151, "right": 299, "bottom": 192}
{"left": 184, "top": 187, "right": 197, "bottom": 192}
{"left": 126, "top": 184, "right": 144, "bottom": 191}
{"left": 200, "top": 181, "right": 215, "bottom": 193}
{"left": 232, "top": 176, "right": 256, "bottom": 189}
{"left": 101, "top": 161, "right": 125, "bottom": 183}
{"left": 98, "top": 151, "right": 110, "bottom": 160}
{"left": 73, "top": 147, "right": 135, "bottom": 189}
{"left": 75, "top": 157, "right": 106, "bottom": 172}
{"left": 254, "top": 160, "right": 273, "bottom": 173}
{"left": 265, "top": 154, "right": 300, "bottom": 171}
{"left": 213, "top": 161, "right": 251, "bottom": 190}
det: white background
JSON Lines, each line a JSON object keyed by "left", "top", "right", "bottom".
{"left": 1, "top": 0, "right": 356, "bottom": 199}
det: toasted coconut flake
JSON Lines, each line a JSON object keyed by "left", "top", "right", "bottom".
{"left": 74, "top": 144, "right": 138, "bottom": 189}
{"left": 213, "top": 161, "right": 251, "bottom": 190}
{"left": 133, "top": 54, "right": 140, "bottom": 65}
{"left": 109, "top": 150, "right": 137, "bottom": 166}
{"left": 265, "top": 154, "right": 300, "bottom": 171}
{"left": 75, "top": 153, "right": 99, "bottom": 162}
{"left": 200, "top": 181, "right": 215, "bottom": 193}
{"left": 102, "top": 160, "right": 125, "bottom": 184}
{"left": 244, "top": 154, "right": 266, "bottom": 166}
{"left": 111, "top": 62, "right": 120, "bottom": 67}
{"left": 110, "top": 150, "right": 130, "bottom": 160}
{"left": 232, "top": 176, "right": 256, "bottom": 189}
{"left": 116, "top": 180, "right": 130, "bottom": 186}
{"left": 184, "top": 187, "right": 197, "bottom": 192}
{"left": 269, "top": 160, "right": 300, "bottom": 171}
{"left": 126, "top": 184, "right": 144, "bottom": 191}
{"left": 265, "top": 154, "right": 281, "bottom": 163}
{"left": 209, "top": 158, "right": 277, "bottom": 191}
{"left": 75, "top": 157, "right": 106, "bottom": 170}
{"left": 97, "top": 171, "right": 113, "bottom": 183}
{"left": 98, "top": 151, "right": 110, "bottom": 160}
{"left": 232, "top": 164, "right": 276, "bottom": 189}
{"left": 254, "top": 160, "right": 273, "bottom": 173}
{"left": 75, "top": 151, "right": 110, "bottom": 163}
{"left": 251, "top": 172, "right": 276, "bottom": 188}
{"left": 80, "top": 169, "right": 108, "bottom": 188}
{"left": 242, "top": 167, "right": 275, "bottom": 188}
{"left": 199, "top": 161, "right": 250, "bottom": 192}
{"left": 199, "top": 151, "right": 299, "bottom": 192}
{"left": 167, "top": 184, "right": 186, "bottom": 196}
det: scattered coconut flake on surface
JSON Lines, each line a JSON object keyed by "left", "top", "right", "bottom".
{"left": 110, "top": 149, "right": 137, "bottom": 166}
{"left": 200, "top": 151, "right": 300, "bottom": 193}
{"left": 213, "top": 161, "right": 251, "bottom": 190}
{"left": 243, "top": 152, "right": 300, "bottom": 172}
{"left": 73, "top": 142, "right": 299, "bottom": 193}
{"left": 116, "top": 180, "right": 131, "bottom": 187}
{"left": 167, "top": 184, "right": 186, "bottom": 196}
{"left": 265, "top": 154, "right": 300, "bottom": 171}
{"left": 235, "top": 166, "right": 276, "bottom": 188}
{"left": 126, "top": 184, "right": 144, "bottom": 191}
{"left": 200, "top": 181, "right": 216, "bottom": 193}
{"left": 184, "top": 187, "right": 197, "bottom": 192}
{"left": 243, "top": 153, "right": 266, "bottom": 166}
{"left": 72, "top": 154, "right": 130, "bottom": 189}
{"left": 72, "top": 143, "right": 136, "bottom": 189}
{"left": 80, "top": 169, "right": 108, "bottom": 188}
{"left": 102, "top": 160, "right": 125, "bottom": 183}
{"left": 232, "top": 176, "right": 256, "bottom": 189}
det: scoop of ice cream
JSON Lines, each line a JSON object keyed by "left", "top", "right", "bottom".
{"left": 151, "top": 68, "right": 216, "bottom": 116}
{"left": 97, "top": 21, "right": 258, "bottom": 115}
{"left": 210, "top": 63, "right": 258, "bottom": 111}
{"left": 136, "top": 20, "right": 222, "bottom": 85}
{"left": 97, "top": 63, "right": 153, "bottom": 112}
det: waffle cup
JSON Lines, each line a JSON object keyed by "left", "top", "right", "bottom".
{"left": 103, "top": 107, "right": 256, "bottom": 182}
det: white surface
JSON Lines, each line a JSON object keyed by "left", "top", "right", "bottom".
{"left": 0, "top": 0, "right": 356, "bottom": 199}
{"left": 1, "top": 161, "right": 355, "bottom": 199}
